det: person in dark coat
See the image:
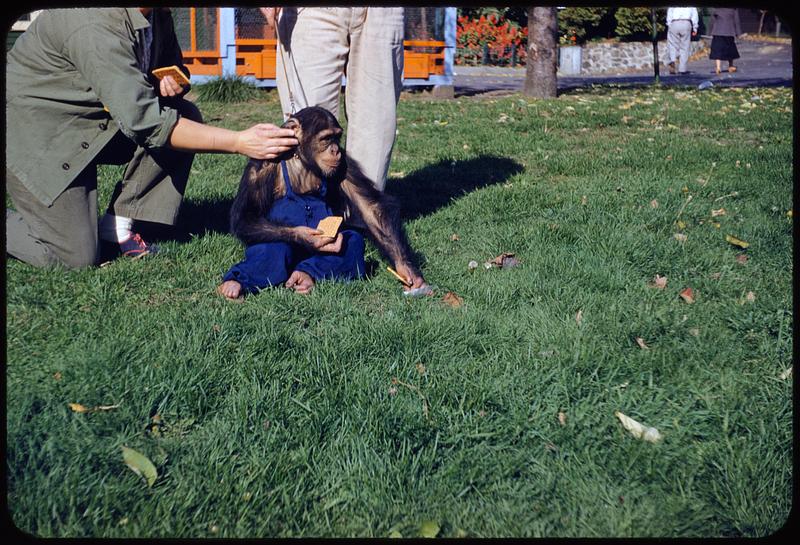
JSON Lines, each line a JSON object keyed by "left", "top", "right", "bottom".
{"left": 709, "top": 8, "right": 742, "bottom": 74}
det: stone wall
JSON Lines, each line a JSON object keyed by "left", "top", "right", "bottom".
{"left": 571, "top": 39, "right": 708, "bottom": 75}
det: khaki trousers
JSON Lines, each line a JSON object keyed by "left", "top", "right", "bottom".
{"left": 6, "top": 99, "right": 201, "bottom": 269}
{"left": 667, "top": 20, "right": 693, "bottom": 73}
{"left": 276, "top": 7, "right": 404, "bottom": 191}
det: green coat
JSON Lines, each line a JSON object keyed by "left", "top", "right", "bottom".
{"left": 6, "top": 8, "right": 189, "bottom": 206}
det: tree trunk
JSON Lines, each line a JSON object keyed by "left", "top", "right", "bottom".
{"left": 524, "top": 7, "right": 558, "bottom": 98}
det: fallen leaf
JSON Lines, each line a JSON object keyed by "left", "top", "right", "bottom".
{"left": 558, "top": 412, "right": 567, "bottom": 426}
{"left": 53, "top": 372, "right": 62, "bottom": 381}
{"left": 788, "top": 210, "right": 793, "bottom": 218}
{"left": 467, "top": 260, "right": 479, "bottom": 270}
{"left": 711, "top": 221, "right": 721, "bottom": 228}
{"left": 689, "top": 328, "right": 700, "bottom": 337}
{"left": 615, "top": 411, "right": 662, "bottom": 443}
{"left": 419, "top": 520, "right": 441, "bottom": 538}
{"left": 674, "top": 233, "right": 687, "bottom": 243}
{"left": 650, "top": 199, "right": 659, "bottom": 208}
{"left": 575, "top": 309, "right": 583, "bottom": 325}
{"left": 442, "top": 291, "right": 463, "bottom": 308}
{"left": 649, "top": 274, "right": 667, "bottom": 289}
{"left": 581, "top": 195, "right": 588, "bottom": 205}
{"left": 679, "top": 287, "right": 695, "bottom": 304}
{"left": 676, "top": 220, "right": 687, "bottom": 230}
{"left": 745, "top": 291, "right": 756, "bottom": 303}
{"left": 450, "top": 233, "right": 460, "bottom": 241}
{"left": 416, "top": 362, "right": 427, "bottom": 375}
{"left": 121, "top": 446, "right": 158, "bottom": 488}
{"left": 711, "top": 208, "right": 726, "bottom": 217}
{"left": 388, "top": 386, "right": 398, "bottom": 396}
{"left": 725, "top": 234, "right": 750, "bottom": 249}
{"left": 68, "top": 403, "right": 90, "bottom": 413}
{"left": 635, "top": 337, "right": 649, "bottom": 349}
{"left": 779, "top": 366, "right": 792, "bottom": 380}
{"left": 489, "top": 252, "right": 520, "bottom": 269}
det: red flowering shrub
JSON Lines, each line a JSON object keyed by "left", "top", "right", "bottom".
{"left": 457, "top": 14, "right": 528, "bottom": 66}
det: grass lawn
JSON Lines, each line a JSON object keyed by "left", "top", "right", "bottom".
{"left": 5, "top": 83, "right": 793, "bottom": 538}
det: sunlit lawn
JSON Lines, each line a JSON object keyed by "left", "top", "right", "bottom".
{"left": 6, "top": 84, "right": 792, "bottom": 538}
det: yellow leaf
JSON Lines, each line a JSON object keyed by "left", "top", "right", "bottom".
{"left": 676, "top": 220, "right": 686, "bottom": 230}
{"left": 68, "top": 403, "right": 89, "bottom": 413}
{"left": 725, "top": 235, "right": 750, "bottom": 249}
{"left": 419, "top": 521, "right": 441, "bottom": 538}
{"left": 121, "top": 446, "right": 158, "bottom": 488}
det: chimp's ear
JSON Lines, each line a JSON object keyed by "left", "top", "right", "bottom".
{"left": 282, "top": 117, "right": 301, "bottom": 141}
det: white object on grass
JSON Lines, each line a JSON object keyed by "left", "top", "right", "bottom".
{"left": 403, "top": 284, "right": 435, "bottom": 297}
{"left": 615, "top": 411, "right": 663, "bottom": 443}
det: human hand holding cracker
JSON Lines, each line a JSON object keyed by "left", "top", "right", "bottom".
{"left": 152, "top": 65, "right": 190, "bottom": 97}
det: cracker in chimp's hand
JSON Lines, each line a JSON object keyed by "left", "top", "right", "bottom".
{"left": 151, "top": 65, "right": 190, "bottom": 86}
{"left": 316, "top": 216, "right": 343, "bottom": 238}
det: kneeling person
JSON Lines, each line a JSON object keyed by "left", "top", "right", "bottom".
{"left": 219, "top": 106, "right": 425, "bottom": 297}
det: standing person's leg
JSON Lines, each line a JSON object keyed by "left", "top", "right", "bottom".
{"left": 676, "top": 20, "right": 692, "bottom": 73}
{"left": 276, "top": 7, "right": 350, "bottom": 120}
{"left": 103, "top": 99, "right": 202, "bottom": 235}
{"left": 342, "top": 7, "right": 405, "bottom": 191}
{"left": 6, "top": 167, "right": 99, "bottom": 269}
{"left": 667, "top": 26, "right": 679, "bottom": 73}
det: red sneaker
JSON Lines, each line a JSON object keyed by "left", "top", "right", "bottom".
{"left": 118, "top": 233, "right": 158, "bottom": 258}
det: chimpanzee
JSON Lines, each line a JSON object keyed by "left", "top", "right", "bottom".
{"left": 217, "top": 106, "right": 425, "bottom": 298}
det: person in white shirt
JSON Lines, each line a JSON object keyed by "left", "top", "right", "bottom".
{"left": 666, "top": 7, "right": 699, "bottom": 74}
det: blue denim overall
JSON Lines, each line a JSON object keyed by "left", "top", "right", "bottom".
{"left": 223, "top": 161, "right": 365, "bottom": 293}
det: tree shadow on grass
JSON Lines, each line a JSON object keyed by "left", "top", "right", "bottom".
{"left": 386, "top": 155, "right": 524, "bottom": 222}
{"left": 138, "top": 154, "right": 524, "bottom": 243}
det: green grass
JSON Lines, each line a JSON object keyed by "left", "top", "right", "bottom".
{"left": 6, "top": 85, "right": 793, "bottom": 538}
{"left": 191, "top": 76, "right": 261, "bottom": 103}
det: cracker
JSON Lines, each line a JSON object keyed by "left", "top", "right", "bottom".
{"left": 316, "top": 216, "right": 343, "bottom": 238}
{"left": 151, "top": 65, "right": 190, "bottom": 86}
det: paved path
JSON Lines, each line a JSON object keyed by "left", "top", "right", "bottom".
{"left": 453, "top": 38, "right": 792, "bottom": 96}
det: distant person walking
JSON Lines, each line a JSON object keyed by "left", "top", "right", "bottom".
{"left": 709, "top": 7, "right": 742, "bottom": 74}
{"left": 666, "top": 7, "right": 699, "bottom": 74}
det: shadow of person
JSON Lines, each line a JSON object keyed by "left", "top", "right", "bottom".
{"left": 138, "top": 155, "right": 524, "bottom": 250}
{"left": 385, "top": 155, "right": 524, "bottom": 221}
{"left": 135, "top": 198, "right": 233, "bottom": 244}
